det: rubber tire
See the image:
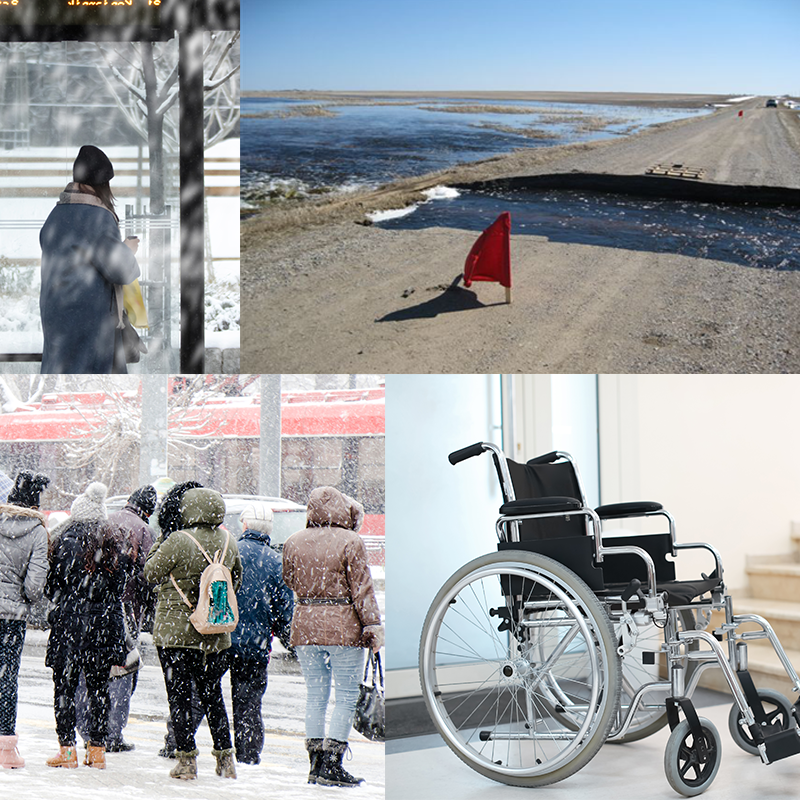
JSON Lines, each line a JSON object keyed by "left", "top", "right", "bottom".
{"left": 664, "top": 717, "right": 722, "bottom": 797}
{"left": 419, "top": 550, "right": 621, "bottom": 788}
{"left": 728, "top": 687, "right": 794, "bottom": 756}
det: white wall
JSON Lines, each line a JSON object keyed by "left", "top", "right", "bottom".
{"left": 599, "top": 375, "right": 800, "bottom": 591}
{"left": 385, "top": 374, "right": 503, "bottom": 694}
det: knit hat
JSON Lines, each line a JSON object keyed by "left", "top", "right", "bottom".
{"left": 7, "top": 470, "right": 50, "bottom": 509}
{"left": 70, "top": 481, "right": 108, "bottom": 521}
{"left": 73, "top": 145, "right": 114, "bottom": 185}
{"left": 128, "top": 484, "right": 157, "bottom": 517}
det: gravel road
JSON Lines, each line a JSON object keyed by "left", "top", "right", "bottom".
{"left": 241, "top": 99, "right": 800, "bottom": 375}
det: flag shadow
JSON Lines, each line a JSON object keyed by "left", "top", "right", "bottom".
{"left": 375, "top": 275, "right": 506, "bottom": 322}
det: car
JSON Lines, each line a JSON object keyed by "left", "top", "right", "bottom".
{"left": 766, "top": 98, "right": 778, "bottom": 108}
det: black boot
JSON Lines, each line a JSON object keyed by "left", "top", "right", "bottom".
{"left": 305, "top": 738, "right": 324, "bottom": 784}
{"left": 317, "top": 739, "right": 364, "bottom": 787}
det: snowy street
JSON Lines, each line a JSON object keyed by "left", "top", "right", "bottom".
{"left": 3, "top": 627, "right": 385, "bottom": 798}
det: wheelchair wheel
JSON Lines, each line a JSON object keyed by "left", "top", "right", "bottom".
{"left": 419, "top": 550, "right": 621, "bottom": 788}
{"left": 664, "top": 717, "right": 721, "bottom": 797}
{"left": 612, "top": 610, "right": 700, "bottom": 743}
{"left": 728, "top": 687, "right": 794, "bottom": 755}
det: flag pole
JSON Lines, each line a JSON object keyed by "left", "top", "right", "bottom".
{"left": 505, "top": 286, "right": 511, "bottom": 304}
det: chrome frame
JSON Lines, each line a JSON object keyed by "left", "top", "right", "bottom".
{"left": 455, "top": 441, "right": 800, "bottom": 763}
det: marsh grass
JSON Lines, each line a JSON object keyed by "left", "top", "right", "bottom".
{"left": 242, "top": 105, "right": 338, "bottom": 119}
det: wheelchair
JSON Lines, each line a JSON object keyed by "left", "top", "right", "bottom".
{"left": 419, "top": 442, "right": 800, "bottom": 796}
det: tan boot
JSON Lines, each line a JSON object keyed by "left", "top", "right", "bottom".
{"left": 0, "top": 735, "right": 25, "bottom": 768}
{"left": 213, "top": 747, "right": 237, "bottom": 779}
{"left": 46, "top": 744, "right": 78, "bottom": 768}
{"left": 84, "top": 743, "right": 106, "bottom": 769}
{"left": 169, "top": 750, "right": 198, "bottom": 780}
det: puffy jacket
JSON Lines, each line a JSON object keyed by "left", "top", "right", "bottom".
{"left": 0, "top": 503, "right": 49, "bottom": 621}
{"left": 230, "top": 528, "right": 294, "bottom": 664}
{"left": 283, "top": 487, "right": 381, "bottom": 648}
{"left": 144, "top": 488, "right": 242, "bottom": 653}
{"left": 45, "top": 520, "right": 129, "bottom": 670}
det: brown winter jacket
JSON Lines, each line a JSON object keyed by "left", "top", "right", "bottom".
{"left": 282, "top": 487, "right": 381, "bottom": 648}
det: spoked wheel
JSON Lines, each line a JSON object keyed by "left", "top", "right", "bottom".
{"left": 419, "top": 551, "right": 621, "bottom": 788}
{"left": 611, "top": 609, "right": 700, "bottom": 743}
{"left": 664, "top": 717, "right": 721, "bottom": 797}
{"left": 728, "top": 687, "right": 794, "bottom": 755}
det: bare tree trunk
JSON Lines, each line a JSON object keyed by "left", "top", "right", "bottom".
{"left": 141, "top": 42, "right": 165, "bottom": 214}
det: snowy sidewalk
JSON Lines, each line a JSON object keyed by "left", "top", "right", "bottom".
{"left": 2, "top": 648, "right": 385, "bottom": 799}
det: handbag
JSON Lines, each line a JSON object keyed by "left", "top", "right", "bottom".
{"left": 121, "top": 310, "right": 148, "bottom": 363}
{"left": 353, "top": 651, "right": 385, "bottom": 741}
{"left": 123, "top": 278, "right": 149, "bottom": 328}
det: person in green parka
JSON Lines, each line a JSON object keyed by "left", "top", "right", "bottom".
{"left": 144, "top": 488, "right": 242, "bottom": 781}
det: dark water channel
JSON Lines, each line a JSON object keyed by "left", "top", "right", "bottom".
{"left": 376, "top": 189, "right": 800, "bottom": 270}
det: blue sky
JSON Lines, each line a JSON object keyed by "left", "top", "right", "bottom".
{"left": 242, "top": 0, "right": 799, "bottom": 95}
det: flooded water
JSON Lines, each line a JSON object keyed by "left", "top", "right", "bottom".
{"left": 376, "top": 189, "right": 800, "bottom": 270}
{"left": 241, "top": 97, "right": 710, "bottom": 205}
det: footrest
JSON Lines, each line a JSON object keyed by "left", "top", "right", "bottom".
{"left": 764, "top": 728, "right": 800, "bottom": 763}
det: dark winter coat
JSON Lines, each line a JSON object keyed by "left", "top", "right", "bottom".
{"left": 45, "top": 520, "right": 129, "bottom": 671}
{"left": 39, "top": 185, "right": 139, "bottom": 374}
{"left": 108, "top": 504, "right": 155, "bottom": 631}
{"left": 282, "top": 487, "right": 381, "bottom": 648}
{"left": 144, "top": 489, "right": 242, "bottom": 654}
{"left": 0, "top": 503, "right": 49, "bottom": 621}
{"left": 230, "top": 528, "right": 293, "bottom": 665}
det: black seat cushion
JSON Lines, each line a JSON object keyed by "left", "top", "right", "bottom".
{"left": 596, "top": 501, "right": 664, "bottom": 518}
{"left": 500, "top": 497, "right": 583, "bottom": 516}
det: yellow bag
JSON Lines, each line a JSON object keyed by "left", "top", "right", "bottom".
{"left": 123, "top": 279, "right": 148, "bottom": 329}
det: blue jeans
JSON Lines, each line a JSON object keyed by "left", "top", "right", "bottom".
{"left": 0, "top": 619, "right": 26, "bottom": 736}
{"left": 296, "top": 645, "right": 365, "bottom": 742}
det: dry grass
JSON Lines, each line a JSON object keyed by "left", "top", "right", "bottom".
{"left": 473, "top": 122, "right": 561, "bottom": 140}
{"left": 242, "top": 105, "right": 338, "bottom": 119}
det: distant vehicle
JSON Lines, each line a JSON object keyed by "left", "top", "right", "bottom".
{"left": 765, "top": 98, "right": 778, "bottom": 107}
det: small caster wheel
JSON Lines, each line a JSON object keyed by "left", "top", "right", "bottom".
{"left": 664, "top": 716, "right": 721, "bottom": 797}
{"left": 728, "top": 688, "right": 793, "bottom": 756}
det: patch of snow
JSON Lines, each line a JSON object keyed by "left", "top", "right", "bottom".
{"left": 367, "top": 205, "right": 419, "bottom": 222}
{"left": 422, "top": 185, "right": 460, "bottom": 200}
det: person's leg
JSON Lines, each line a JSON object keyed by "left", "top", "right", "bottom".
{"left": 106, "top": 673, "right": 134, "bottom": 748}
{"left": 194, "top": 650, "right": 232, "bottom": 751}
{"left": 157, "top": 648, "right": 197, "bottom": 753}
{"left": 229, "top": 651, "right": 267, "bottom": 764}
{"left": 82, "top": 656, "right": 111, "bottom": 747}
{"left": 53, "top": 658, "right": 81, "bottom": 746}
{"left": 0, "top": 620, "right": 26, "bottom": 737}
{"left": 326, "top": 646, "right": 366, "bottom": 742}
{"left": 74, "top": 671, "right": 91, "bottom": 744}
{"left": 296, "top": 645, "right": 332, "bottom": 740}
{"left": 317, "top": 646, "right": 367, "bottom": 788}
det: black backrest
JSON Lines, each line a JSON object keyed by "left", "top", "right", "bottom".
{"left": 500, "top": 456, "right": 587, "bottom": 540}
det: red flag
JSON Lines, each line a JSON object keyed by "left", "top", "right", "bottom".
{"left": 738, "top": 110, "right": 743, "bottom": 118}
{"left": 464, "top": 212, "right": 511, "bottom": 289}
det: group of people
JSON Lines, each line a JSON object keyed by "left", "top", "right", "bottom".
{"left": 0, "top": 470, "right": 384, "bottom": 785}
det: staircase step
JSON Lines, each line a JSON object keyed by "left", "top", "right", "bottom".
{"left": 733, "top": 597, "right": 800, "bottom": 651}
{"left": 747, "top": 563, "right": 800, "bottom": 602}
{"left": 698, "top": 641, "right": 800, "bottom": 697}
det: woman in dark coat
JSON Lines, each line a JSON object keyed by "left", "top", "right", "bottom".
{"left": 44, "top": 482, "right": 130, "bottom": 770}
{"left": 39, "top": 144, "right": 140, "bottom": 374}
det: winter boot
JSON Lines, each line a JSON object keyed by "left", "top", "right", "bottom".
{"left": 0, "top": 735, "right": 25, "bottom": 768}
{"left": 213, "top": 747, "right": 237, "bottom": 779}
{"left": 305, "top": 738, "right": 324, "bottom": 784}
{"left": 169, "top": 750, "right": 198, "bottom": 780}
{"left": 317, "top": 739, "right": 364, "bottom": 787}
{"left": 46, "top": 744, "right": 79, "bottom": 769}
{"left": 84, "top": 742, "right": 106, "bottom": 769}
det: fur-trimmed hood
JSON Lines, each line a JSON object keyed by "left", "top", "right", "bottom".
{"left": 0, "top": 502, "right": 46, "bottom": 539}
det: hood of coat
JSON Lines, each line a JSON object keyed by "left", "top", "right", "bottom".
{"left": 242, "top": 527, "right": 272, "bottom": 547}
{"left": 306, "top": 486, "right": 364, "bottom": 532}
{"left": 0, "top": 502, "right": 46, "bottom": 539}
{"left": 180, "top": 488, "right": 226, "bottom": 528}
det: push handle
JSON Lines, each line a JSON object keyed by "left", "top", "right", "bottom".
{"left": 528, "top": 451, "right": 561, "bottom": 465}
{"left": 448, "top": 442, "right": 486, "bottom": 465}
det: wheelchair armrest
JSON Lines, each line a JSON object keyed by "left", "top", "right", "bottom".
{"left": 596, "top": 501, "right": 663, "bottom": 519}
{"left": 500, "top": 497, "right": 583, "bottom": 516}
{"left": 674, "top": 542, "right": 724, "bottom": 584}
